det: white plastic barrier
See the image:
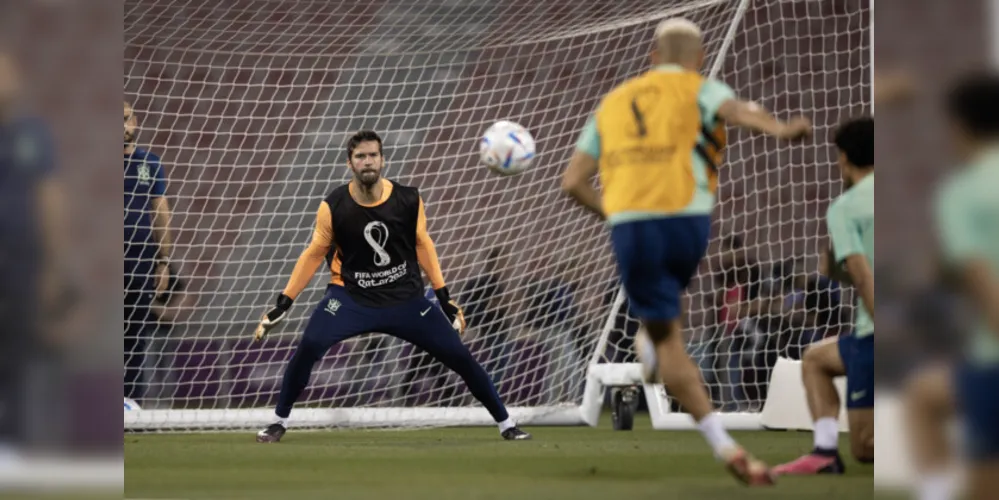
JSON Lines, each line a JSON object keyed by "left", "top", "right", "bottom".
{"left": 760, "top": 357, "right": 849, "bottom": 431}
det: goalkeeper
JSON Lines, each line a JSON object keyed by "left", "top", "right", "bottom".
{"left": 561, "top": 18, "right": 811, "bottom": 485}
{"left": 253, "top": 130, "right": 530, "bottom": 442}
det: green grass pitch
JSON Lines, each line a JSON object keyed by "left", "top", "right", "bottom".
{"left": 125, "top": 414, "right": 874, "bottom": 499}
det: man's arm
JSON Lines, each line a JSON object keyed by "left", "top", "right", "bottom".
{"left": 147, "top": 155, "right": 173, "bottom": 261}
{"left": 150, "top": 197, "right": 173, "bottom": 261}
{"left": 281, "top": 202, "right": 334, "bottom": 301}
{"left": 561, "top": 151, "right": 604, "bottom": 219}
{"left": 561, "top": 117, "right": 605, "bottom": 219}
{"left": 716, "top": 99, "right": 811, "bottom": 140}
{"left": 958, "top": 259, "right": 999, "bottom": 335}
{"left": 820, "top": 245, "right": 854, "bottom": 286}
{"left": 843, "top": 254, "right": 875, "bottom": 322}
{"left": 416, "top": 199, "right": 465, "bottom": 333}
{"left": 826, "top": 201, "right": 874, "bottom": 320}
{"left": 874, "top": 71, "right": 915, "bottom": 106}
{"left": 37, "top": 176, "right": 65, "bottom": 272}
{"left": 254, "top": 202, "right": 333, "bottom": 341}
{"left": 416, "top": 199, "right": 446, "bottom": 290}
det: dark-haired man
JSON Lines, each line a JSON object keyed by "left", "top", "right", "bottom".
{"left": 775, "top": 117, "right": 875, "bottom": 475}
{"left": 253, "top": 130, "right": 530, "bottom": 442}
{"left": 906, "top": 73, "right": 999, "bottom": 500}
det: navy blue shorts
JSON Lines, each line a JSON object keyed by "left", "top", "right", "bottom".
{"left": 838, "top": 333, "right": 874, "bottom": 409}
{"left": 609, "top": 216, "right": 711, "bottom": 321}
{"left": 956, "top": 362, "right": 999, "bottom": 461}
{"left": 301, "top": 285, "right": 466, "bottom": 355}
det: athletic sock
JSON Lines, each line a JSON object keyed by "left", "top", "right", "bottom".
{"left": 918, "top": 471, "right": 958, "bottom": 500}
{"left": 272, "top": 413, "right": 288, "bottom": 428}
{"left": 497, "top": 418, "right": 516, "bottom": 433}
{"left": 697, "top": 413, "right": 737, "bottom": 458}
{"left": 813, "top": 417, "right": 839, "bottom": 453}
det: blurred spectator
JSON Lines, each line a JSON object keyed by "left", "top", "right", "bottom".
{"left": 460, "top": 247, "right": 510, "bottom": 343}
{"left": 713, "top": 235, "right": 765, "bottom": 329}
{"left": 711, "top": 235, "right": 763, "bottom": 410}
{"left": 124, "top": 100, "right": 176, "bottom": 402}
{"left": 0, "top": 48, "right": 71, "bottom": 452}
{"left": 523, "top": 260, "right": 581, "bottom": 402}
{"left": 775, "top": 258, "right": 845, "bottom": 359}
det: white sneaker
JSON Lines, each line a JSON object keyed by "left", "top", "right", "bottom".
{"left": 634, "top": 328, "right": 659, "bottom": 383}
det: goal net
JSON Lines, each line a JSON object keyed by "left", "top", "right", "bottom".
{"left": 124, "top": 0, "right": 871, "bottom": 431}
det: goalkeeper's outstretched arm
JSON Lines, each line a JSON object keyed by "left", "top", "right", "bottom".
{"left": 253, "top": 202, "right": 332, "bottom": 341}
{"left": 416, "top": 198, "right": 466, "bottom": 333}
{"left": 716, "top": 99, "right": 812, "bottom": 140}
{"left": 281, "top": 202, "right": 333, "bottom": 301}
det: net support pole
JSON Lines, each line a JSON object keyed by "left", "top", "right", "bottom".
{"left": 871, "top": 0, "right": 875, "bottom": 112}
{"left": 991, "top": 0, "right": 999, "bottom": 65}
{"left": 708, "top": 0, "right": 752, "bottom": 79}
{"left": 579, "top": 286, "right": 628, "bottom": 426}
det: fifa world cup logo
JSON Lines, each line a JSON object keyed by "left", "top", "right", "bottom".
{"left": 363, "top": 221, "right": 391, "bottom": 267}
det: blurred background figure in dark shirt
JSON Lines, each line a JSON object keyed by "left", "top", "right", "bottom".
{"left": 0, "top": 47, "right": 66, "bottom": 456}
{"left": 124, "top": 100, "right": 177, "bottom": 404}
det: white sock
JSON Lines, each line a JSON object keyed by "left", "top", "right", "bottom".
{"left": 273, "top": 413, "right": 288, "bottom": 428}
{"left": 497, "top": 418, "right": 516, "bottom": 433}
{"left": 919, "top": 471, "right": 957, "bottom": 500}
{"left": 813, "top": 417, "right": 839, "bottom": 451}
{"left": 697, "top": 413, "right": 737, "bottom": 458}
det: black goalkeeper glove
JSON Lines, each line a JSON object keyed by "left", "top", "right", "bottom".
{"left": 253, "top": 293, "right": 294, "bottom": 342}
{"left": 434, "top": 286, "right": 466, "bottom": 335}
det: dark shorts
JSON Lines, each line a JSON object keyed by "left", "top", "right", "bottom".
{"left": 302, "top": 285, "right": 462, "bottom": 353}
{"left": 956, "top": 361, "right": 999, "bottom": 461}
{"left": 838, "top": 333, "right": 874, "bottom": 409}
{"left": 609, "top": 215, "right": 711, "bottom": 321}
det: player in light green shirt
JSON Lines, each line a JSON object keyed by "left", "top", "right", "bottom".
{"left": 775, "top": 118, "right": 875, "bottom": 476}
{"left": 935, "top": 155, "right": 999, "bottom": 368}
{"left": 920, "top": 75, "right": 999, "bottom": 499}
{"left": 903, "top": 74, "right": 999, "bottom": 500}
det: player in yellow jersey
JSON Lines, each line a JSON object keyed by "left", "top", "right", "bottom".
{"left": 561, "top": 18, "right": 811, "bottom": 486}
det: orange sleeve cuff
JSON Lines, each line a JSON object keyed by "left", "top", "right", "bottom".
{"left": 416, "top": 199, "right": 446, "bottom": 290}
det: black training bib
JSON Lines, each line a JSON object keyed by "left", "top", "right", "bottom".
{"left": 325, "top": 181, "right": 424, "bottom": 307}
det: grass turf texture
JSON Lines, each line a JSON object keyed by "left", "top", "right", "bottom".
{"left": 125, "top": 414, "right": 873, "bottom": 499}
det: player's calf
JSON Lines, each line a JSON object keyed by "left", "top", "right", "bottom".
{"left": 848, "top": 409, "right": 874, "bottom": 463}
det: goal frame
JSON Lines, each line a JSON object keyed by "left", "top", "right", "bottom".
{"left": 124, "top": 0, "right": 871, "bottom": 433}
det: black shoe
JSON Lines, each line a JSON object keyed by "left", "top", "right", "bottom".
{"left": 255, "top": 423, "right": 286, "bottom": 443}
{"left": 812, "top": 448, "right": 847, "bottom": 474}
{"left": 501, "top": 427, "right": 532, "bottom": 440}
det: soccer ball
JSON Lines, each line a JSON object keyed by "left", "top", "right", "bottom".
{"left": 479, "top": 121, "right": 536, "bottom": 176}
{"left": 124, "top": 397, "right": 141, "bottom": 411}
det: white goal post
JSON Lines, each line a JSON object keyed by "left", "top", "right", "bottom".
{"left": 124, "top": 0, "right": 872, "bottom": 431}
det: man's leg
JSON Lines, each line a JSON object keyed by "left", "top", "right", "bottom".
{"left": 775, "top": 334, "right": 874, "bottom": 475}
{"left": 124, "top": 306, "right": 151, "bottom": 402}
{"left": 258, "top": 287, "right": 364, "bottom": 443}
{"left": 389, "top": 296, "right": 529, "bottom": 440}
{"left": 956, "top": 363, "right": 999, "bottom": 500}
{"left": 904, "top": 364, "right": 958, "bottom": 500}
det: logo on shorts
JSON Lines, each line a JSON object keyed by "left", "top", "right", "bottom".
{"left": 850, "top": 390, "right": 867, "bottom": 402}
{"left": 363, "top": 221, "right": 391, "bottom": 267}
{"left": 325, "top": 298, "right": 341, "bottom": 315}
